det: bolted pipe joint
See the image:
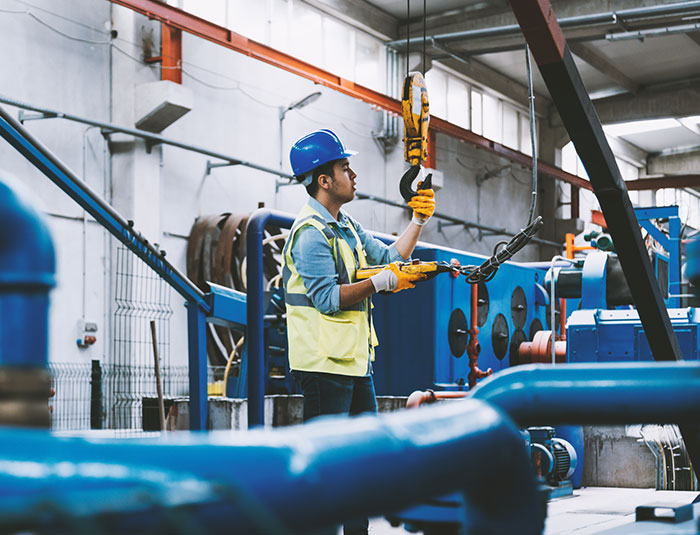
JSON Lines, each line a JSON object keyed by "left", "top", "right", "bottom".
{"left": 0, "top": 174, "right": 55, "bottom": 427}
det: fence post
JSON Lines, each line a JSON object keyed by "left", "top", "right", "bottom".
{"left": 90, "top": 359, "right": 102, "bottom": 429}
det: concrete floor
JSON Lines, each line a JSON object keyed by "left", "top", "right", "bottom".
{"left": 358, "top": 488, "right": 700, "bottom": 534}
{"left": 545, "top": 487, "right": 698, "bottom": 534}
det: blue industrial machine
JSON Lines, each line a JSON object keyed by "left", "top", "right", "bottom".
{"left": 567, "top": 307, "right": 700, "bottom": 363}
{"left": 552, "top": 206, "right": 700, "bottom": 363}
{"left": 373, "top": 245, "right": 550, "bottom": 395}
{"left": 528, "top": 426, "right": 578, "bottom": 498}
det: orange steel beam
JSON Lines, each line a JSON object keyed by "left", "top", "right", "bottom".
{"left": 429, "top": 114, "right": 591, "bottom": 189}
{"left": 110, "top": 0, "right": 590, "bottom": 190}
{"left": 109, "top": 0, "right": 399, "bottom": 111}
{"left": 571, "top": 185, "right": 579, "bottom": 218}
{"left": 591, "top": 209, "right": 607, "bottom": 229}
{"left": 426, "top": 128, "right": 436, "bottom": 169}
{"left": 161, "top": 24, "right": 182, "bottom": 83}
{"left": 625, "top": 175, "right": 700, "bottom": 191}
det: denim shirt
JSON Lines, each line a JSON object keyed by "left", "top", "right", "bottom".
{"left": 290, "top": 197, "right": 406, "bottom": 315}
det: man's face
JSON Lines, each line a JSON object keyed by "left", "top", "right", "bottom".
{"left": 328, "top": 158, "right": 357, "bottom": 203}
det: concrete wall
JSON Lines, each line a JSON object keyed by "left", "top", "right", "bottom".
{"left": 583, "top": 426, "right": 656, "bottom": 488}
{"left": 0, "top": 2, "right": 553, "bottom": 374}
{"left": 648, "top": 149, "right": 700, "bottom": 176}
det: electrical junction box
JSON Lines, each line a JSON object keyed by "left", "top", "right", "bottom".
{"left": 567, "top": 308, "right": 700, "bottom": 362}
{"left": 134, "top": 80, "right": 192, "bottom": 133}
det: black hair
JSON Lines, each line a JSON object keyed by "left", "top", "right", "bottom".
{"left": 305, "top": 160, "right": 337, "bottom": 198}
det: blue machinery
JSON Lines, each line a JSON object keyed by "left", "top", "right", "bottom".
{"left": 4, "top": 179, "right": 700, "bottom": 534}
{"left": 374, "top": 246, "right": 550, "bottom": 394}
{"left": 556, "top": 206, "right": 695, "bottom": 364}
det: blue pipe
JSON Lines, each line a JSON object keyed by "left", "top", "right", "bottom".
{"left": 470, "top": 362, "right": 700, "bottom": 425}
{"left": 0, "top": 175, "right": 55, "bottom": 367}
{"left": 246, "top": 209, "right": 295, "bottom": 427}
{"left": 0, "top": 398, "right": 542, "bottom": 534}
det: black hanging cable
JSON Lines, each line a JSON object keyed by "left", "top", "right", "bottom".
{"left": 526, "top": 44, "right": 538, "bottom": 225}
{"left": 406, "top": 0, "right": 410, "bottom": 75}
{"left": 422, "top": 0, "right": 426, "bottom": 74}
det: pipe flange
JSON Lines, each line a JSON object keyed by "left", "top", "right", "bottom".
{"left": 0, "top": 367, "right": 52, "bottom": 428}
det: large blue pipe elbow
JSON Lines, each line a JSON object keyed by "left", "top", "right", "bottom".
{"left": 470, "top": 362, "right": 700, "bottom": 426}
{"left": 0, "top": 399, "right": 542, "bottom": 534}
{"left": 246, "top": 208, "right": 294, "bottom": 427}
{"left": 0, "top": 175, "right": 55, "bottom": 367}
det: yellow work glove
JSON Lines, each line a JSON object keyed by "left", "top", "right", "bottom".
{"left": 386, "top": 262, "right": 427, "bottom": 292}
{"left": 407, "top": 186, "right": 435, "bottom": 226}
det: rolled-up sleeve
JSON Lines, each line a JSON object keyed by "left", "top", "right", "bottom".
{"left": 290, "top": 226, "right": 341, "bottom": 314}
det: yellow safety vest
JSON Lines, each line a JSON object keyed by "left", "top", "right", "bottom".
{"left": 282, "top": 203, "right": 378, "bottom": 376}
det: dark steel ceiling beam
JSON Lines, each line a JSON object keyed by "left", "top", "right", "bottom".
{"left": 508, "top": 0, "right": 679, "bottom": 358}
{"left": 549, "top": 80, "right": 700, "bottom": 125}
{"left": 508, "top": 0, "right": 700, "bottom": 469}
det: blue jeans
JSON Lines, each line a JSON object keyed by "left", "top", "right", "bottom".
{"left": 293, "top": 371, "right": 378, "bottom": 535}
{"left": 293, "top": 371, "right": 378, "bottom": 421}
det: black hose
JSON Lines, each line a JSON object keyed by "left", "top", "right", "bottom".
{"left": 463, "top": 216, "right": 544, "bottom": 284}
{"left": 525, "top": 45, "right": 538, "bottom": 226}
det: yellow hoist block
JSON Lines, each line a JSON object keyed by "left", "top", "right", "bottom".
{"left": 401, "top": 71, "right": 430, "bottom": 166}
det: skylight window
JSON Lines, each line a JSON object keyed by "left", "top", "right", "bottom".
{"left": 603, "top": 118, "right": 679, "bottom": 137}
{"left": 603, "top": 115, "right": 700, "bottom": 138}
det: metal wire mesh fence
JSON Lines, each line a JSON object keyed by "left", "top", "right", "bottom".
{"left": 46, "top": 229, "right": 246, "bottom": 434}
{"left": 49, "top": 362, "right": 92, "bottom": 431}
{"left": 50, "top": 362, "right": 226, "bottom": 432}
{"left": 47, "top": 246, "right": 228, "bottom": 434}
{"left": 109, "top": 246, "right": 174, "bottom": 429}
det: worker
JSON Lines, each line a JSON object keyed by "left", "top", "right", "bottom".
{"left": 282, "top": 128, "right": 434, "bottom": 534}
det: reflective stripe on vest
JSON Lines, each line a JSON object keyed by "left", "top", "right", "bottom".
{"left": 282, "top": 204, "right": 378, "bottom": 376}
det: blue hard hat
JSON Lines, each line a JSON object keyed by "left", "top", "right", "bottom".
{"left": 290, "top": 129, "right": 357, "bottom": 185}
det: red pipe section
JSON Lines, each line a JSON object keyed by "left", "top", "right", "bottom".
{"left": 406, "top": 389, "right": 467, "bottom": 409}
{"left": 467, "top": 282, "right": 492, "bottom": 388}
{"left": 518, "top": 330, "right": 566, "bottom": 364}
